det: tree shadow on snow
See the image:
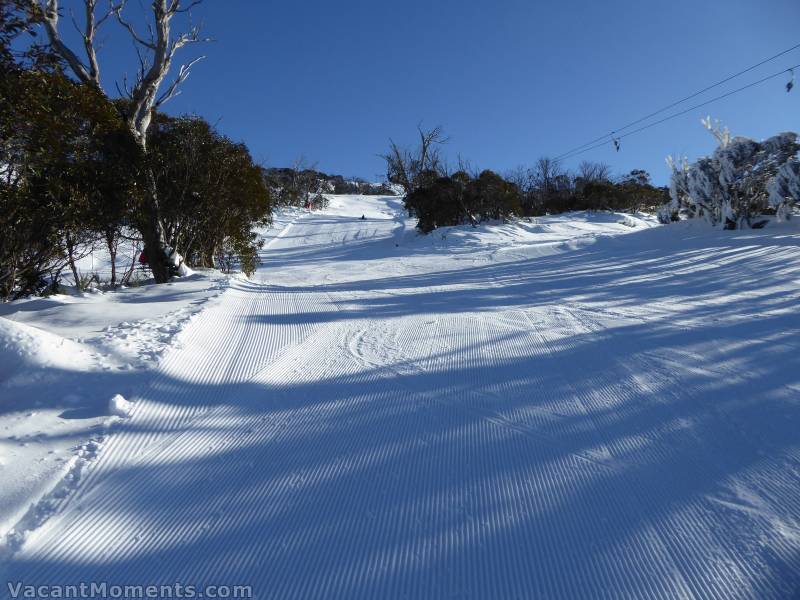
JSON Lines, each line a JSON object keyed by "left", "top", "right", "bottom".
{"left": 4, "top": 223, "right": 800, "bottom": 598}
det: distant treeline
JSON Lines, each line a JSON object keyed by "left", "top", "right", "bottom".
{"left": 263, "top": 165, "right": 396, "bottom": 210}
{"left": 383, "top": 126, "right": 668, "bottom": 232}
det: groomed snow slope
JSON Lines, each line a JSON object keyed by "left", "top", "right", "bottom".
{"left": 2, "top": 195, "right": 800, "bottom": 598}
{"left": 0, "top": 274, "right": 227, "bottom": 550}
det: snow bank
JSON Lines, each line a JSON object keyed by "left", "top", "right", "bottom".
{"left": 0, "top": 318, "right": 97, "bottom": 385}
{"left": 398, "top": 210, "right": 659, "bottom": 261}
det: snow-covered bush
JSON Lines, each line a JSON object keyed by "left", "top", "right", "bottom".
{"left": 309, "top": 193, "right": 330, "bottom": 211}
{"left": 661, "top": 120, "right": 800, "bottom": 228}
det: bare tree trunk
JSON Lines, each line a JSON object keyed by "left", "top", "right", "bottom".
{"left": 1, "top": 265, "right": 16, "bottom": 301}
{"left": 142, "top": 166, "right": 171, "bottom": 283}
{"left": 121, "top": 242, "right": 140, "bottom": 285}
{"left": 381, "top": 125, "right": 447, "bottom": 197}
{"left": 105, "top": 228, "right": 117, "bottom": 285}
{"left": 65, "top": 231, "right": 82, "bottom": 291}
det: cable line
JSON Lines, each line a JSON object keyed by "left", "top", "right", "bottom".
{"left": 555, "top": 63, "right": 799, "bottom": 162}
{"left": 554, "top": 42, "right": 800, "bottom": 161}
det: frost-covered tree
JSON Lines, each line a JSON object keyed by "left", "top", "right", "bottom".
{"left": 660, "top": 119, "right": 800, "bottom": 228}
{"left": 768, "top": 159, "right": 800, "bottom": 220}
{"left": 659, "top": 155, "right": 688, "bottom": 223}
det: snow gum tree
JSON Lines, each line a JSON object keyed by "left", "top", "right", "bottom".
{"left": 1, "top": 69, "right": 137, "bottom": 298}
{"left": 1, "top": 2, "right": 142, "bottom": 299}
{"left": 28, "top": 0, "right": 208, "bottom": 283}
{"left": 404, "top": 170, "right": 522, "bottom": 233}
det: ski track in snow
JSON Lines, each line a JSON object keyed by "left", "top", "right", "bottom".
{"left": 3, "top": 196, "right": 800, "bottom": 598}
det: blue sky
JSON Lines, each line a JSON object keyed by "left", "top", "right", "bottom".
{"left": 55, "top": 0, "right": 798, "bottom": 184}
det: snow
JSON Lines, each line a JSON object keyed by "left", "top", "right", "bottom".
{"left": 107, "top": 394, "right": 134, "bottom": 418}
{"left": 1, "top": 194, "right": 800, "bottom": 598}
{"left": 0, "top": 271, "right": 227, "bottom": 550}
{"left": 0, "top": 318, "right": 95, "bottom": 383}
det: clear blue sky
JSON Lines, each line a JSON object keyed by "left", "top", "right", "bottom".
{"left": 57, "top": 0, "right": 799, "bottom": 184}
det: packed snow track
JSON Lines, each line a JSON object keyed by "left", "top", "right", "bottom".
{"left": 3, "top": 196, "right": 800, "bottom": 599}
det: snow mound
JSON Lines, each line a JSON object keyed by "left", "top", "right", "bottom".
{"left": 168, "top": 249, "right": 195, "bottom": 277}
{"left": 108, "top": 394, "right": 134, "bottom": 418}
{"left": 0, "top": 317, "right": 97, "bottom": 385}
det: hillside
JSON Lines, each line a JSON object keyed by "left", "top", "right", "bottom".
{"left": 263, "top": 167, "right": 399, "bottom": 199}
{"left": 1, "top": 195, "right": 799, "bottom": 598}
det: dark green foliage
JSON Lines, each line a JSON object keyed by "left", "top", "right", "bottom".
{"left": 582, "top": 172, "right": 669, "bottom": 212}
{"left": 264, "top": 166, "right": 318, "bottom": 207}
{"left": 405, "top": 170, "right": 522, "bottom": 233}
{"left": 405, "top": 176, "right": 467, "bottom": 233}
{"left": 0, "top": 65, "right": 137, "bottom": 298}
{"left": 513, "top": 162, "right": 669, "bottom": 217}
{"left": 148, "top": 115, "right": 272, "bottom": 276}
{"left": 1, "top": 6, "right": 135, "bottom": 297}
{"left": 467, "top": 170, "right": 523, "bottom": 221}
{"left": 406, "top": 160, "right": 668, "bottom": 233}
{"left": 1, "top": 8, "right": 273, "bottom": 298}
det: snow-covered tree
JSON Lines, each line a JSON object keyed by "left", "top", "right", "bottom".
{"left": 658, "top": 155, "right": 688, "bottom": 223}
{"left": 659, "top": 120, "right": 800, "bottom": 228}
{"left": 768, "top": 159, "right": 800, "bottom": 221}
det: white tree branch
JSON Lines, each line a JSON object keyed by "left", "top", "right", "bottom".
{"left": 34, "top": 0, "right": 93, "bottom": 84}
{"left": 30, "top": 0, "right": 207, "bottom": 149}
{"left": 111, "top": 0, "right": 156, "bottom": 50}
{"left": 155, "top": 55, "right": 204, "bottom": 107}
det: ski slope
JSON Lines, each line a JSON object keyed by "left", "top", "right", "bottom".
{"left": 2, "top": 195, "right": 800, "bottom": 598}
